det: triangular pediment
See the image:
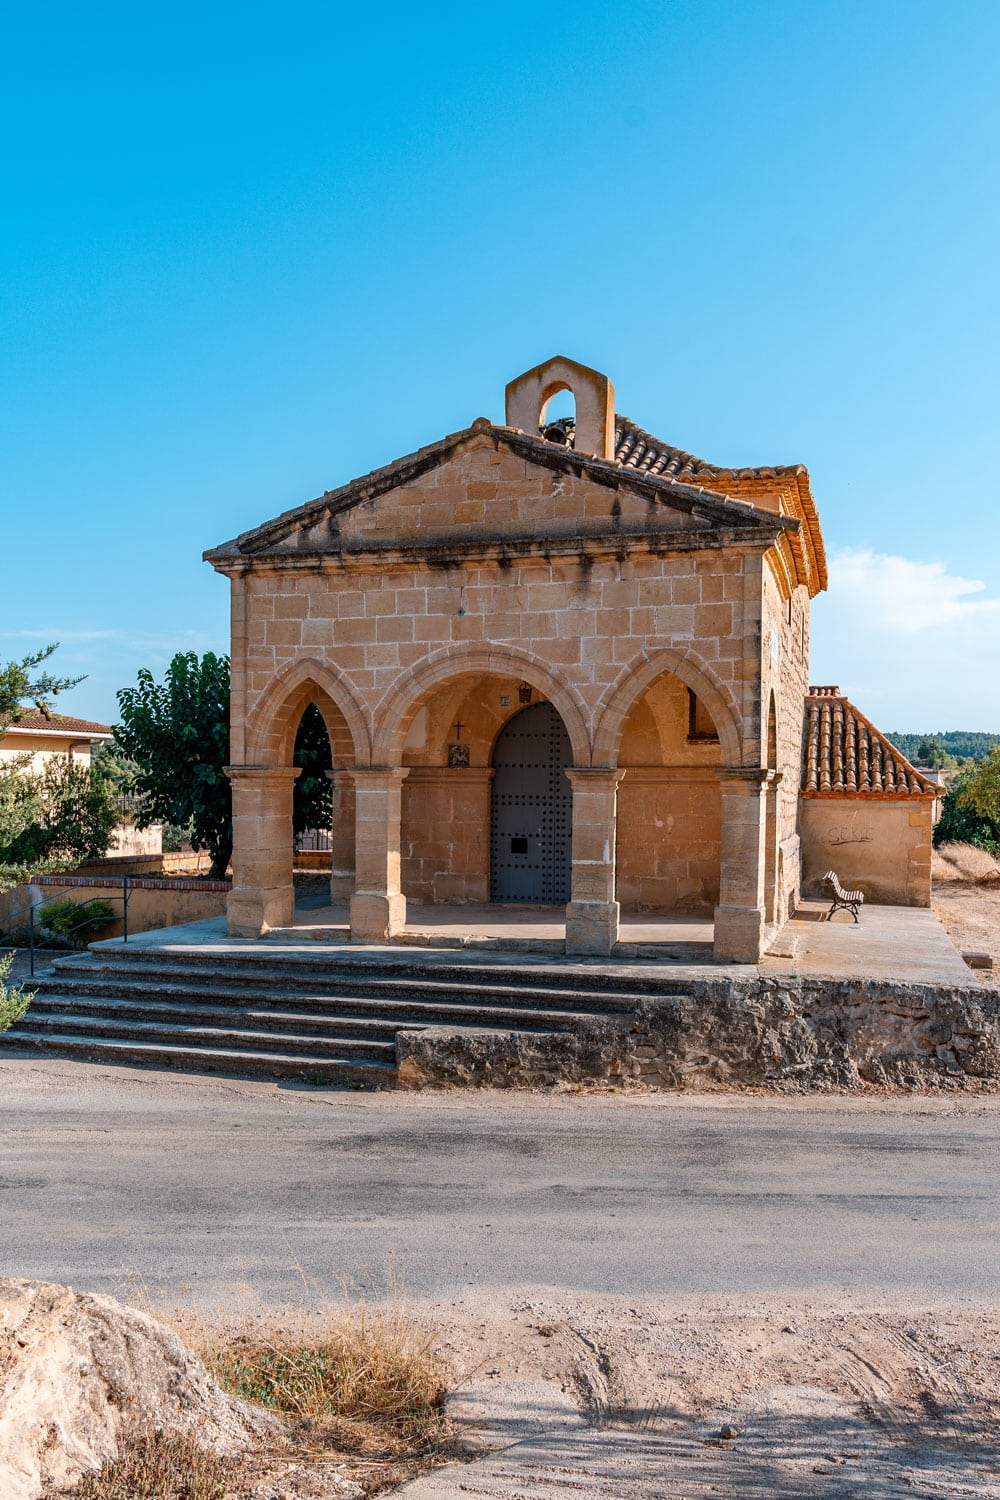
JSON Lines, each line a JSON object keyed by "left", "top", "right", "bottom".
{"left": 205, "top": 423, "right": 795, "bottom": 570}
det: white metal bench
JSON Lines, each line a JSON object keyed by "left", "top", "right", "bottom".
{"left": 824, "top": 870, "right": 863, "bottom": 923}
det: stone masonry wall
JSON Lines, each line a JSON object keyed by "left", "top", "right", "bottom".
{"left": 238, "top": 441, "right": 766, "bottom": 772}
{"left": 761, "top": 563, "right": 810, "bottom": 921}
{"left": 395, "top": 975, "right": 1000, "bottom": 1093}
{"left": 799, "top": 797, "right": 934, "bottom": 906}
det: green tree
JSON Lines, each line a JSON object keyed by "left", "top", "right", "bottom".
{"left": 957, "top": 747, "right": 1000, "bottom": 851}
{"left": 115, "top": 653, "right": 232, "bottom": 879}
{"left": 0, "top": 644, "right": 83, "bottom": 734}
{"left": 914, "top": 735, "right": 954, "bottom": 769}
{"left": 293, "top": 703, "right": 333, "bottom": 841}
{"left": 934, "top": 765, "right": 1000, "bottom": 854}
{"left": 91, "top": 736, "right": 139, "bottom": 794}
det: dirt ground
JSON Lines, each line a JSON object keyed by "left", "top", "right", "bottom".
{"left": 210, "top": 1291, "right": 1000, "bottom": 1496}
{"left": 404, "top": 1292, "right": 1000, "bottom": 1496}
{"left": 931, "top": 843, "right": 1000, "bottom": 984}
{"left": 421, "top": 1290, "right": 1000, "bottom": 1442}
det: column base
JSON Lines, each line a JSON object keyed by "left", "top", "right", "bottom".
{"left": 350, "top": 891, "right": 407, "bottom": 941}
{"left": 565, "top": 900, "right": 620, "bottom": 957}
{"left": 330, "top": 872, "right": 355, "bottom": 902}
{"left": 713, "top": 904, "right": 765, "bottom": 964}
{"left": 227, "top": 886, "right": 294, "bottom": 938}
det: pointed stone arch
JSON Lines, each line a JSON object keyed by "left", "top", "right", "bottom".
{"left": 245, "top": 657, "right": 371, "bottom": 767}
{"left": 371, "top": 643, "right": 592, "bottom": 768}
{"left": 592, "top": 647, "right": 743, "bottom": 767}
{"left": 766, "top": 688, "right": 779, "bottom": 771}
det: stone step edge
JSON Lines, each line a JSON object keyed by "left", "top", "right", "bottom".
{"left": 8, "top": 1014, "right": 400, "bottom": 1055}
{"left": 79, "top": 944, "right": 716, "bottom": 988}
{"left": 35, "top": 966, "right": 671, "bottom": 1010}
{"left": 22, "top": 994, "right": 600, "bottom": 1032}
{"left": 0, "top": 1033, "right": 398, "bottom": 1079}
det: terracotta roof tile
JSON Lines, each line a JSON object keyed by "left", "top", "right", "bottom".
{"left": 801, "top": 688, "right": 937, "bottom": 797}
{"left": 546, "top": 415, "right": 805, "bottom": 483}
{"left": 6, "top": 710, "right": 112, "bottom": 736}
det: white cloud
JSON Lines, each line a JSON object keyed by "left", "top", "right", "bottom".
{"left": 810, "top": 548, "right": 1000, "bottom": 729}
{"left": 9, "top": 628, "right": 119, "bottom": 643}
{"left": 829, "top": 548, "right": 1000, "bottom": 634}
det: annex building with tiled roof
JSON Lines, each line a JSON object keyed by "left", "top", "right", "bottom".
{"left": 0, "top": 709, "right": 112, "bottom": 773}
{"left": 207, "top": 354, "right": 935, "bottom": 962}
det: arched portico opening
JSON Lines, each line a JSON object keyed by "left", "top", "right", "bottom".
{"left": 227, "top": 670, "right": 363, "bottom": 936}
{"left": 383, "top": 668, "right": 578, "bottom": 909}
{"left": 611, "top": 668, "right": 724, "bottom": 916}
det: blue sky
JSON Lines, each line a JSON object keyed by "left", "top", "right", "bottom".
{"left": 2, "top": 0, "right": 998, "bottom": 731}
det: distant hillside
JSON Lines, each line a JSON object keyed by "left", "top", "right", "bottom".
{"left": 887, "top": 731, "right": 1000, "bottom": 765}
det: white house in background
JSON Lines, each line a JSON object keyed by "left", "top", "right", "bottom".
{"left": 0, "top": 710, "right": 163, "bottom": 858}
{"left": 0, "top": 710, "right": 112, "bottom": 771}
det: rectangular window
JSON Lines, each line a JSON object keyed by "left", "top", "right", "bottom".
{"left": 687, "top": 688, "right": 720, "bottom": 742}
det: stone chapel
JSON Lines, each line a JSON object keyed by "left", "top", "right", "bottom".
{"left": 205, "top": 355, "right": 938, "bottom": 964}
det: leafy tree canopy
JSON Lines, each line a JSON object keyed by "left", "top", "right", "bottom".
{"left": 293, "top": 703, "right": 333, "bottom": 840}
{"left": 889, "top": 730, "right": 1000, "bottom": 763}
{"left": 90, "top": 737, "right": 140, "bottom": 794}
{"left": 0, "top": 644, "right": 83, "bottom": 735}
{"left": 115, "top": 653, "right": 232, "bottom": 879}
{"left": 934, "top": 763, "right": 1000, "bottom": 855}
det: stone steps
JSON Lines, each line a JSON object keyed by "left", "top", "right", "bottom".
{"left": 1, "top": 942, "right": 673, "bottom": 1086}
{"left": 26, "top": 970, "right": 647, "bottom": 1020}
{"left": 51, "top": 945, "right": 694, "bottom": 995}
{"left": 0, "top": 1029, "right": 397, "bottom": 1085}
{"left": 19, "top": 989, "right": 602, "bottom": 1036}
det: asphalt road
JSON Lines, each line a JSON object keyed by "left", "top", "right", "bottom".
{"left": 2, "top": 1056, "right": 999, "bottom": 1309}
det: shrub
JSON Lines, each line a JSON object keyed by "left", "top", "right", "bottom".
{"left": 0, "top": 949, "right": 33, "bottom": 1032}
{"left": 41, "top": 898, "right": 117, "bottom": 944}
{"left": 0, "top": 758, "right": 117, "bottom": 870}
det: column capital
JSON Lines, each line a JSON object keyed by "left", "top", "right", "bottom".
{"left": 564, "top": 767, "right": 627, "bottom": 787}
{"left": 325, "top": 767, "right": 357, "bottom": 786}
{"left": 403, "top": 766, "right": 496, "bottom": 785}
{"left": 714, "top": 767, "right": 771, "bottom": 787}
{"left": 225, "top": 765, "right": 301, "bottom": 784}
{"left": 349, "top": 767, "right": 410, "bottom": 787}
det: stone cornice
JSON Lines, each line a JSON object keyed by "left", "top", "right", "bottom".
{"left": 207, "top": 524, "right": 784, "bottom": 579}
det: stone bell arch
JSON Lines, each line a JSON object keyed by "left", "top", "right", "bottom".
{"left": 504, "top": 354, "right": 616, "bottom": 460}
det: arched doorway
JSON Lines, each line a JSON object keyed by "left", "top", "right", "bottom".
{"left": 489, "top": 701, "right": 572, "bottom": 903}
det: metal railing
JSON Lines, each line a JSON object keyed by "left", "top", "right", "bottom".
{"left": 2, "top": 877, "right": 132, "bottom": 976}
{"left": 296, "top": 828, "right": 332, "bottom": 852}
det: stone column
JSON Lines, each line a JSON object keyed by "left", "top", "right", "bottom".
{"left": 713, "top": 768, "right": 769, "bottom": 963}
{"left": 565, "top": 768, "right": 627, "bottom": 957}
{"left": 325, "top": 769, "right": 356, "bottom": 904}
{"left": 225, "top": 765, "right": 301, "bottom": 937}
{"left": 349, "top": 768, "right": 410, "bottom": 941}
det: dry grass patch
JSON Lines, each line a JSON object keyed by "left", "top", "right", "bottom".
{"left": 50, "top": 1300, "right": 453, "bottom": 1499}
{"left": 933, "top": 841, "right": 1000, "bottom": 885}
{"left": 69, "top": 1426, "right": 235, "bottom": 1500}
{"left": 190, "top": 1301, "right": 451, "bottom": 1493}
{"left": 932, "top": 842, "right": 1000, "bottom": 985}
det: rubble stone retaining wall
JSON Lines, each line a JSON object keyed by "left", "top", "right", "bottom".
{"left": 395, "top": 975, "right": 1000, "bottom": 1092}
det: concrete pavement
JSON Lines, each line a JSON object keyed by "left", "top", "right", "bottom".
{"left": 1, "top": 1056, "right": 998, "bottom": 1307}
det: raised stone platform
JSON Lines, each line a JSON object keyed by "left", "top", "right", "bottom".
{"left": 2, "top": 902, "right": 990, "bottom": 1092}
